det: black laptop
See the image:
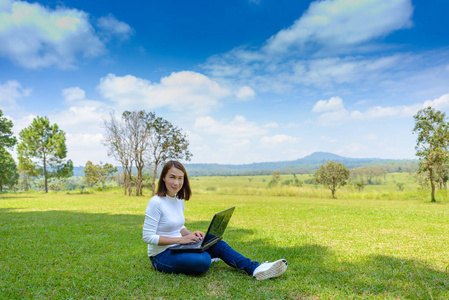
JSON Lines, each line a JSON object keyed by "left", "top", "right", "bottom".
{"left": 169, "top": 206, "right": 235, "bottom": 253}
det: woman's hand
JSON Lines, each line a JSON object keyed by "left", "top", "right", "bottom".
{"left": 179, "top": 231, "right": 205, "bottom": 244}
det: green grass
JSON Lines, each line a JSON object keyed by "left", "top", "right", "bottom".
{"left": 1, "top": 179, "right": 449, "bottom": 299}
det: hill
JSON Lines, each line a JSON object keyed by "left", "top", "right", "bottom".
{"left": 71, "top": 152, "right": 417, "bottom": 177}
{"left": 184, "top": 152, "right": 417, "bottom": 176}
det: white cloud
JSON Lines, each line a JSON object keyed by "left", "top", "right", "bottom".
{"left": 62, "top": 87, "right": 85, "bottom": 103}
{"left": 202, "top": 0, "right": 420, "bottom": 95}
{"left": 97, "top": 14, "right": 134, "bottom": 41}
{"left": 423, "top": 94, "right": 449, "bottom": 111}
{"left": 264, "top": 0, "right": 413, "bottom": 53}
{"left": 314, "top": 93, "right": 449, "bottom": 125}
{"left": 65, "top": 132, "right": 109, "bottom": 166}
{"left": 236, "top": 86, "right": 255, "bottom": 101}
{"left": 0, "top": 0, "right": 131, "bottom": 69}
{"left": 0, "top": 0, "right": 105, "bottom": 68}
{"left": 312, "top": 96, "right": 344, "bottom": 112}
{"left": 0, "top": 80, "right": 31, "bottom": 109}
{"left": 97, "top": 71, "right": 231, "bottom": 114}
{"left": 62, "top": 87, "right": 105, "bottom": 108}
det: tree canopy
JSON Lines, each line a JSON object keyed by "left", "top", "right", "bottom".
{"left": 0, "top": 148, "right": 19, "bottom": 192}
{"left": 17, "top": 116, "right": 73, "bottom": 193}
{"left": 83, "top": 161, "right": 117, "bottom": 187}
{"left": 0, "top": 109, "right": 17, "bottom": 149}
{"left": 314, "top": 161, "right": 350, "bottom": 198}
{"left": 413, "top": 106, "right": 449, "bottom": 202}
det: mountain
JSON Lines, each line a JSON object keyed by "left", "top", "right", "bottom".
{"left": 184, "top": 152, "right": 416, "bottom": 176}
{"left": 71, "top": 152, "right": 417, "bottom": 177}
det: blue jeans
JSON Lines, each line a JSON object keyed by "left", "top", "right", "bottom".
{"left": 150, "top": 240, "right": 260, "bottom": 276}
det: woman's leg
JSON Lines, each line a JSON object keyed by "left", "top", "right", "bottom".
{"left": 150, "top": 250, "right": 211, "bottom": 275}
{"left": 206, "top": 240, "right": 260, "bottom": 276}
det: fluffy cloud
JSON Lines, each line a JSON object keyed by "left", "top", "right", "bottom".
{"left": 0, "top": 0, "right": 132, "bottom": 68}
{"left": 312, "top": 96, "right": 349, "bottom": 125}
{"left": 0, "top": 80, "right": 31, "bottom": 109}
{"left": 203, "top": 0, "right": 417, "bottom": 94}
{"left": 65, "top": 132, "right": 109, "bottom": 165}
{"left": 97, "top": 71, "right": 231, "bottom": 113}
{"left": 264, "top": 0, "right": 413, "bottom": 53}
{"left": 236, "top": 86, "right": 256, "bottom": 101}
{"left": 62, "top": 87, "right": 85, "bottom": 103}
{"left": 62, "top": 87, "right": 105, "bottom": 108}
{"left": 97, "top": 14, "right": 134, "bottom": 41}
{"left": 314, "top": 93, "right": 449, "bottom": 125}
{"left": 312, "top": 96, "right": 344, "bottom": 112}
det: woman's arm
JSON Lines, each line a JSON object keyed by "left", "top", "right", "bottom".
{"left": 157, "top": 228, "right": 205, "bottom": 245}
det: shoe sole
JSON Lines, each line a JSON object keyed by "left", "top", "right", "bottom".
{"left": 253, "top": 259, "right": 288, "bottom": 280}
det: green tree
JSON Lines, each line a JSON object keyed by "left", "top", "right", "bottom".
{"left": 83, "top": 161, "right": 117, "bottom": 187}
{"left": 146, "top": 115, "right": 192, "bottom": 195}
{"left": 17, "top": 116, "right": 73, "bottom": 193}
{"left": 268, "top": 171, "right": 281, "bottom": 188}
{"left": 355, "top": 181, "right": 365, "bottom": 192}
{"left": 413, "top": 107, "right": 449, "bottom": 202}
{"left": 314, "top": 161, "right": 350, "bottom": 198}
{"left": 0, "top": 109, "right": 17, "bottom": 149}
{"left": 0, "top": 148, "right": 19, "bottom": 191}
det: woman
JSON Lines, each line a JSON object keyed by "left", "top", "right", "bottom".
{"left": 143, "top": 160, "right": 287, "bottom": 280}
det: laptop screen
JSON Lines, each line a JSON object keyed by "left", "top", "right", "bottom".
{"left": 202, "top": 206, "right": 235, "bottom": 245}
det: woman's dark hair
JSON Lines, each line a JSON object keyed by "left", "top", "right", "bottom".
{"left": 156, "top": 160, "right": 191, "bottom": 200}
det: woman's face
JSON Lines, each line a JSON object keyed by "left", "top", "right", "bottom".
{"left": 163, "top": 167, "right": 184, "bottom": 197}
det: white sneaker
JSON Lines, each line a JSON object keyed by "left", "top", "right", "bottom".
{"left": 253, "top": 259, "right": 288, "bottom": 280}
{"left": 211, "top": 258, "right": 221, "bottom": 263}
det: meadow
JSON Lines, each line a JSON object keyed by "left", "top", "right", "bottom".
{"left": 1, "top": 173, "right": 449, "bottom": 299}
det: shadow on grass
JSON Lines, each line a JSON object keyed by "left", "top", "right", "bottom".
{"left": 1, "top": 209, "right": 448, "bottom": 299}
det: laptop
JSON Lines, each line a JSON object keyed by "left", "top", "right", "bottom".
{"left": 168, "top": 206, "right": 235, "bottom": 253}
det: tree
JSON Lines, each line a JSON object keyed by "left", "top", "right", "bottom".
{"left": 0, "top": 148, "right": 19, "bottom": 191}
{"left": 147, "top": 116, "right": 192, "bottom": 195}
{"left": 314, "top": 161, "right": 350, "bottom": 198}
{"left": 268, "top": 171, "right": 281, "bottom": 188}
{"left": 122, "top": 111, "right": 154, "bottom": 196}
{"left": 17, "top": 116, "right": 73, "bottom": 193}
{"left": 355, "top": 181, "right": 365, "bottom": 192}
{"left": 83, "top": 161, "right": 117, "bottom": 187}
{"left": 103, "top": 111, "right": 154, "bottom": 196}
{"left": 413, "top": 107, "right": 449, "bottom": 202}
{"left": 103, "top": 112, "right": 133, "bottom": 195}
{"left": 0, "top": 109, "right": 17, "bottom": 149}
{"left": 103, "top": 110, "right": 191, "bottom": 196}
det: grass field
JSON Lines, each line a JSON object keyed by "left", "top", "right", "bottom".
{"left": 1, "top": 174, "right": 449, "bottom": 299}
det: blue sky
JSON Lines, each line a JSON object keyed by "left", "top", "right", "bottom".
{"left": 1, "top": 0, "right": 449, "bottom": 166}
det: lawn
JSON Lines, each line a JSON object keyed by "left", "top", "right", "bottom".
{"left": 1, "top": 185, "right": 449, "bottom": 299}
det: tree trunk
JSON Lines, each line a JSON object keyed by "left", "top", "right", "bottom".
{"left": 127, "top": 166, "right": 133, "bottom": 196}
{"left": 152, "top": 164, "right": 158, "bottom": 195}
{"left": 43, "top": 155, "right": 48, "bottom": 193}
{"left": 430, "top": 168, "right": 436, "bottom": 202}
{"left": 136, "top": 164, "right": 143, "bottom": 196}
{"left": 122, "top": 170, "right": 127, "bottom": 195}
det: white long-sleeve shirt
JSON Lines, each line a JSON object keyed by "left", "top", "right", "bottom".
{"left": 142, "top": 194, "right": 186, "bottom": 257}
